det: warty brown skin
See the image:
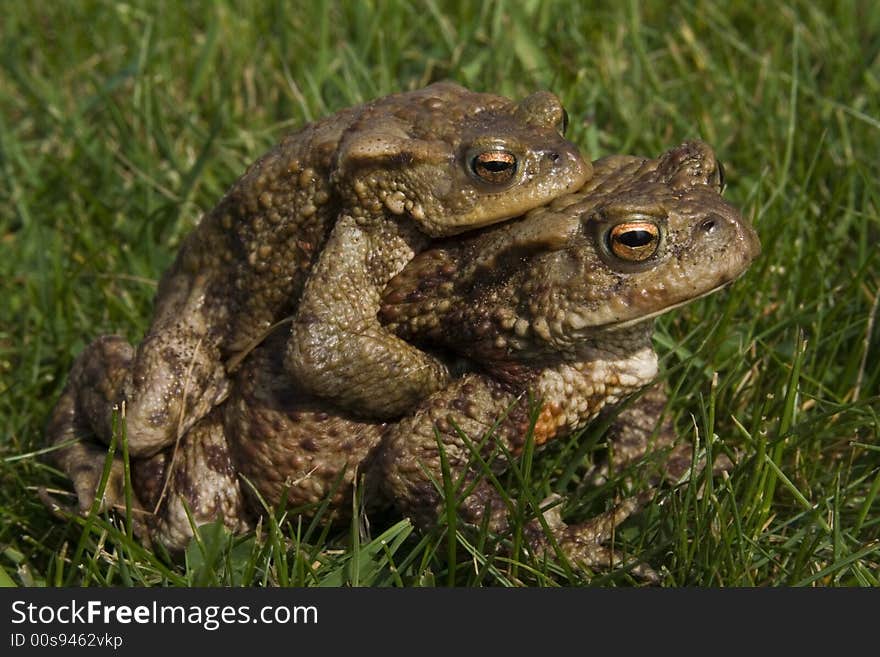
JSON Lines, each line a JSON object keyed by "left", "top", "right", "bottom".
{"left": 285, "top": 87, "right": 589, "bottom": 416}
{"left": 46, "top": 82, "right": 589, "bottom": 516}
{"left": 376, "top": 141, "right": 759, "bottom": 574}
{"left": 116, "top": 142, "right": 759, "bottom": 578}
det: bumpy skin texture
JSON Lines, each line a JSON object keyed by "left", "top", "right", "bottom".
{"left": 228, "top": 334, "right": 386, "bottom": 518}
{"left": 374, "top": 141, "right": 759, "bottom": 574}
{"left": 286, "top": 87, "right": 589, "bottom": 416}
{"left": 126, "top": 142, "right": 759, "bottom": 577}
{"left": 46, "top": 82, "right": 589, "bottom": 515}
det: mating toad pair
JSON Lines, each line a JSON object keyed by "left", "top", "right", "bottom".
{"left": 45, "top": 82, "right": 760, "bottom": 578}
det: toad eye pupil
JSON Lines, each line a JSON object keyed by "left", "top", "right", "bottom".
{"left": 480, "top": 158, "right": 512, "bottom": 172}
{"left": 607, "top": 221, "right": 661, "bottom": 262}
{"left": 471, "top": 151, "right": 517, "bottom": 184}
{"left": 618, "top": 230, "right": 654, "bottom": 247}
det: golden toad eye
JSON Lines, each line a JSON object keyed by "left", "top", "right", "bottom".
{"left": 471, "top": 151, "right": 517, "bottom": 184}
{"left": 560, "top": 108, "right": 569, "bottom": 136}
{"left": 608, "top": 221, "right": 661, "bottom": 261}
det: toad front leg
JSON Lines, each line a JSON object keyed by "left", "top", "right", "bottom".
{"left": 286, "top": 215, "right": 450, "bottom": 418}
{"left": 589, "top": 381, "right": 733, "bottom": 488}
{"left": 589, "top": 382, "right": 692, "bottom": 486}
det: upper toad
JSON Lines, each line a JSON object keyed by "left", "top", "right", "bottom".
{"left": 46, "top": 82, "right": 590, "bottom": 515}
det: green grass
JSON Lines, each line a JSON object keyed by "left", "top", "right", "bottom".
{"left": 1, "top": 0, "right": 878, "bottom": 586}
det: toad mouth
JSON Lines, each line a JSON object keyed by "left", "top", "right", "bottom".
{"left": 602, "top": 275, "right": 745, "bottom": 332}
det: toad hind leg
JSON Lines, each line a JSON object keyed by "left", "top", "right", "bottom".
{"left": 380, "top": 374, "right": 657, "bottom": 580}
{"left": 45, "top": 336, "right": 136, "bottom": 514}
{"left": 45, "top": 321, "right": 227, "bottom": 514}
{"left": 131, "top": 408, "right": 251, "bottom": 552}
{"left": 44, "top": 344, "right": 242, "bottom": 550}
{"left": 286, "top": 215, "right": 450, "bottom": 419}
{"left": 55, "top": 312, "right": 229, "bottom": 458}
{"left": 43, "top": 365, "right": 150, "bottom": 538}
{"left": 550, "top": 493, "right": 658, "bottom": 582}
